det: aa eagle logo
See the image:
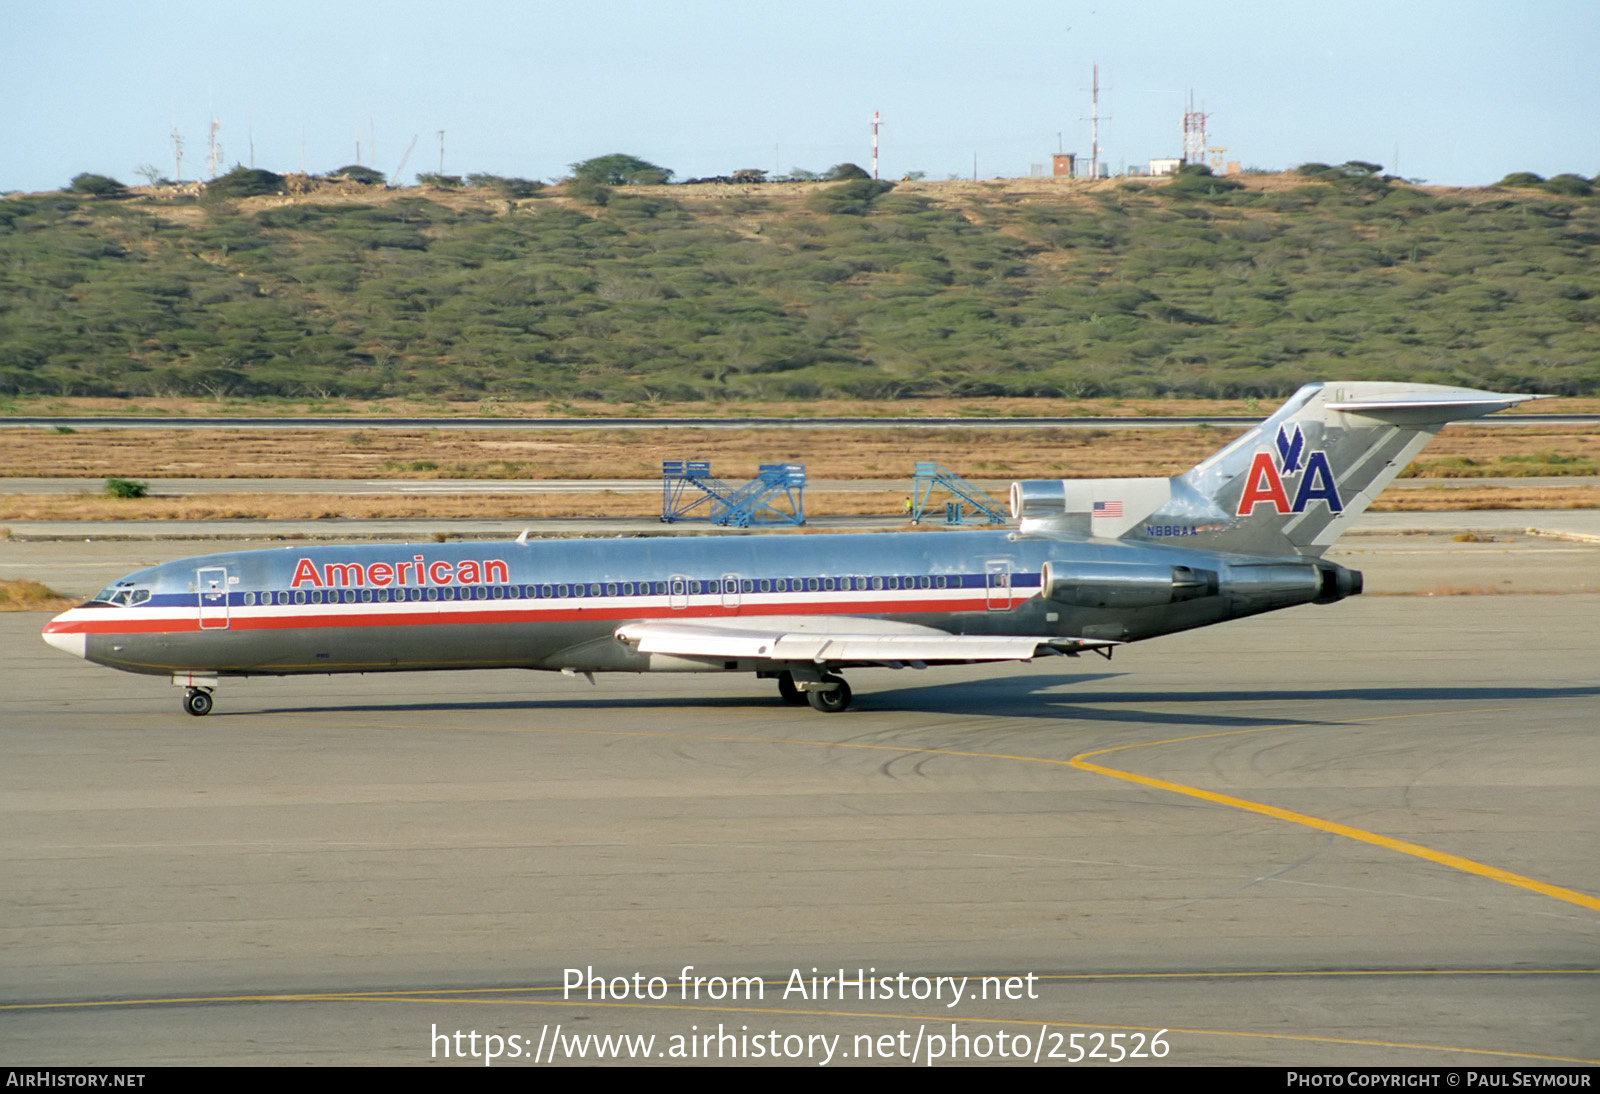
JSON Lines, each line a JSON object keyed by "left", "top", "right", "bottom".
{"left": 1235, "top": 425, "right": 1344, "bottom": 516}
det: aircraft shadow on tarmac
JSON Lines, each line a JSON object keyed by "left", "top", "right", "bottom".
{"left": 250, "top": 675, "right": 1600, "bottom": 728}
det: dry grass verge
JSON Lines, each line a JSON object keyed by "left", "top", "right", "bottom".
{"left": 0, "top": 490, "right": 897, "bottom": 522}
{"left": 0, "top": 579, "right": 75, "bottom": 612}
{"left": 2, "top": 423, "right": 1594, "bottom": 485}
{"left": 3, "top": 483, "right": 1596, "bottom": 523}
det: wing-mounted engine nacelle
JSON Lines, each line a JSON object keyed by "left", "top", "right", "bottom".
{"left": 1041, "top": 560, "right": 1219, "bottom": 609}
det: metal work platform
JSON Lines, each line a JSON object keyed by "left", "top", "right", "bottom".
{"left": 909, "top": 460, "right": 1008, "bottom": 525}
{"left": 661, "top": 460, "right": 806, "bottom": 527}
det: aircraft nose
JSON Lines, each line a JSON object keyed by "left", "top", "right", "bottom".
{"left": 42, "top": 614, "right": 87, "bottom": 659}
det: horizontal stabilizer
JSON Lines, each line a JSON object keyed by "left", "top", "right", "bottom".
{"left": 1325, "top": 388, "right": 1545, "bottom": 421}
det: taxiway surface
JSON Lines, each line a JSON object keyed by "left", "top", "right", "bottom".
{"left": 2, "top": 539, "right": 1597, "bottom": 1066}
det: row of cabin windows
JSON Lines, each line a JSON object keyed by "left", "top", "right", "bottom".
{"left": 235, "top": 574, "right": 964, "bottom": 607}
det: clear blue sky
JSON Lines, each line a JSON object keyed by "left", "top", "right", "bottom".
{"left": 4, "top": 0, "right": 1594, "bottom": 193}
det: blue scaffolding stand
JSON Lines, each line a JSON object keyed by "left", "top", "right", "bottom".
{"left": 661, "top": 460, "right": 806, "bottom": 527}
{"left": 910, "top": 460, "right": 1008, "bottom": 525}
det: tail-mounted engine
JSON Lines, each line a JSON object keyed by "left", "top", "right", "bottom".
{"left": 1040, "top": 560, "right": 1218, "bottom": 609}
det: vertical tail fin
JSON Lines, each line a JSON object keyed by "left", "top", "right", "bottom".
{"left": 1152, "top": 382, "right": 1537, "bottom": 556}
{"left": 1010, "top": 382, "right": 1540, "bottom": 557}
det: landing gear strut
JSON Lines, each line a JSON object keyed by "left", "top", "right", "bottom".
{"left": 183, "top": 687, "right": 214, "bottom": 717}
{"left": 805, "top": 675, "right": 852, "bottom": 713}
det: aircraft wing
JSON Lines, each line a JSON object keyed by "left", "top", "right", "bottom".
{"left": 614, "top": 618, "right": 1116, "bottom": 665}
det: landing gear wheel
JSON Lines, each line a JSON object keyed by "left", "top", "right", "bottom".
{"left": 805, "top": 676, "right": 852, "bottom": 713}
{"left": 183, "top": 688, "right": 213, "bottom": 717}
{"left": 777, "top": 672, "right": 807, "bottom": 705}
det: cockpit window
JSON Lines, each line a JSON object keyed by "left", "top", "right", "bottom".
{"left": 90, "top": 582, "right": 149, "bottom": 607}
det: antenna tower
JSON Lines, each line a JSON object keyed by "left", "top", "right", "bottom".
{"left": 871, "top": 111, "right": 881, "bottom": 179}
{"left": 1182, "top": 91, "right": 1207, "bottom": 166}
{"left": 1078, "top": 64, "right": 1111, "bottom": 180}
{"left": 207, "top": 118, "right": 221, "bottom": 179}
{"left": 1091, "top": 65, "right": 1100, "bottom": 179}
{"left": 171, "top": 126, "right": 184, "bottom": 183}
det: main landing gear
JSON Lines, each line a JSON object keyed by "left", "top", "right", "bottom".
{"left": 776, "top": 672, "right": 806, "bottom": 705}
{"left": 183, "top": 687, "right": 214, "bottom": 717}
{"left": 774, "top": 670, "right": 852, "bottom": 712}
{"left": 805, "top": 676, "right": 852, "bottom": 713}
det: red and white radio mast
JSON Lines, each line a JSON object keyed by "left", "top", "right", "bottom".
{"left": 1183, "top": 91, "right": 1208, "bottom": 166}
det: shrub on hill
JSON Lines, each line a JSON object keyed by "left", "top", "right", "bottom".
{"left": 825, "top": 163, "right": 871, "bottom": 181}
{"left": 466, "top": 174, "right": 545, "bottom": 198}
{"left": 67, "top": 173, "right": 127, "bottom": 198}
{"left": 202, "top": 167, "right": 285, "bottom": 202}
{"left": 1542, "top": 174, "right": 1593, "bottom": 197}
{"left": 569, "top": 154, "right": 672, "bottom": 186}
{"left": 331, "top": 165, "right": 386, "bottom": 185}
{"left": 807, "top": 178, "right": 895, "bottom": 215}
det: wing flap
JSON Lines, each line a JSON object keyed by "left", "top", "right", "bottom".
{"left": 615, "top": 620, "right": 1115, "bottom": 664}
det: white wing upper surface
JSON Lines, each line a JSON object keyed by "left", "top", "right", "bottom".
{"left": 614, "top": 617, "right": 1115, "bottom": 665}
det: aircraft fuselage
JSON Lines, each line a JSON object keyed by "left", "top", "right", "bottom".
{"left": 45, "top": 529, "right": 1345, "bottom": 679}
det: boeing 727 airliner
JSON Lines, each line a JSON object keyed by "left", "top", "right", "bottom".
{"left": 42, "top": 382, "right": 1533, "bottom": 715}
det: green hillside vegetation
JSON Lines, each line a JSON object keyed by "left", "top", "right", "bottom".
{"left": 2, "top": 165, "right": 1597, "bottom": 401}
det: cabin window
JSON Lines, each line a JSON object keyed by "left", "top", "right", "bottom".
{"left": 606, "top": 583, "right": 617, "bottom": 597}
{"left": 936, "top": 576, "right": 947, "bottom": 588}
